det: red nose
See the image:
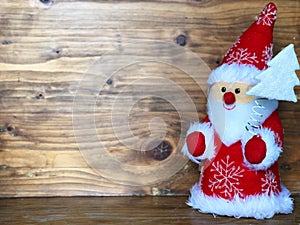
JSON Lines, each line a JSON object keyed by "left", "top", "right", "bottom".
{"left": 223, "top": 92, "right": 236, "bottom": 105}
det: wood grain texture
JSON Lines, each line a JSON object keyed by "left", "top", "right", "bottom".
{"left": 0, "top": 0, "right": 299, "bottom": 196}
{"left": 0, "top": 195, "right": 299, "bottom": 224}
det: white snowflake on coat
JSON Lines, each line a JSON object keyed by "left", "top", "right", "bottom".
{"left": 261, "top": 43, "right": 273, "bottom": 66}
{"left": 261, "top": 170, "right": 279, "bottom": 195}
{"left": 225, "top": 48, "right": 259, "bottom": 65}
{"left": 256, "top": 3, "right": 277, "bottom": 26}
{"left": 208, "top": 155, "right": 245, "bottom": 198}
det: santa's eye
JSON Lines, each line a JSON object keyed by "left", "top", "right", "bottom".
{"left": 221, "top": 87, "right": 226, "bottom": 92}
{"left": 235, "top": 88, "right": 241, "bottom": 94}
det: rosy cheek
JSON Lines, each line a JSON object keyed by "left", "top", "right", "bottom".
{"left": 235, "top": 93, "right": 255, "bottom": 103}
{"left": 211, "top": 88, "right": 224, "bottom": 101}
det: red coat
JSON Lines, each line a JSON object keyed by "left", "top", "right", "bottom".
{"left": 187, "top": 110, "right": 283, "bottom": 200}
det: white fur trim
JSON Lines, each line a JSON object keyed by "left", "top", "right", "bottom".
{"left": 187, "top": 184, "right": 293, "bottom": 219}
{"left": 182, "top": 122, "right": 215, "bottom": 164}
{"left": 207, "top": 63, "right": 262, "bottom": 86}
{"left": 241, "top": 128, "right": 282, "bottom": 170}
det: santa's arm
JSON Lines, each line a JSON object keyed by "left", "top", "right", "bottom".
{"left": 181, "top": 116, "right": 215, "bottom": 164}
{"left": 242, "top": 110, "right": 283, "bottom": 170}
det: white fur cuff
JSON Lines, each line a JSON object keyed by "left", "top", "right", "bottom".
{"left": 242, "top": 128, "right": 282, "bottom": 170}
{"left": 188, "top": 183, "right": 293, "bottom": 219}
{"left": 182, "top": 122, "right": 215, "bottom": 164}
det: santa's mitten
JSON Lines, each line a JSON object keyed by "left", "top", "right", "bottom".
{"left": 242, "top": 128, "right": 282, "bottom": 170}
{"left": 186, "top": 131, "right": 206, "bottom": 157}
{"left": 244, "top": 135, "right": 266, "bottom": 164}
{"left": 182, "top": 122, "right": 215, "bottom": 163}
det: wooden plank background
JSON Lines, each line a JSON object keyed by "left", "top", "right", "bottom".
{"left": 0, "top": 0, "right": 299, "bottom": 197}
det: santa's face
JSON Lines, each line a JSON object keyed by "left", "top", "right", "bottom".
{"left": 207, "top": 82, "right": 255, "bottom": 146}
{"left": 211, "top": 82, "right": 254, "bottom": 106}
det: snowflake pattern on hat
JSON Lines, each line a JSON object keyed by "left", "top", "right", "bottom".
{"left": 226, "top": 48, "right": 259, "bottom": 65}
{"left": 261, "top": 43, "right": 273, "bottom": 65}
{"left": 256, "top": 3, "right": 277, "bottom": 26}
{"left": 221, "top": 2, "right": 277, "bottom": 70}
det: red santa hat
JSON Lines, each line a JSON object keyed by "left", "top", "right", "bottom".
{"left": 208, "top": 2, "right": 277, "bottom": 86}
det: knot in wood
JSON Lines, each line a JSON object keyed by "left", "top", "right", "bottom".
{"left": 152, "top": 140, "right": 172, "bottom": 161}
{"left": 176, "top": 34, "right": 187, "bottom": 46}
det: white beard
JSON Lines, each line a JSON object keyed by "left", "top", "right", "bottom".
{"left": 207, "top": 93, "right": 278, "bottom": 146}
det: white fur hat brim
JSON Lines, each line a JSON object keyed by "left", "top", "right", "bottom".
{"left": 207, "top": 63, "right": 262, "bottom": 86}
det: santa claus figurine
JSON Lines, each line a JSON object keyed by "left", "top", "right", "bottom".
{"left": 182, "top": 2, "right": 299, "bottom": 219}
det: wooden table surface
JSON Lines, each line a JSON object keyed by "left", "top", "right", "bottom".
{"left": 0, "top": 195, "right": 299, "bottom": 224}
